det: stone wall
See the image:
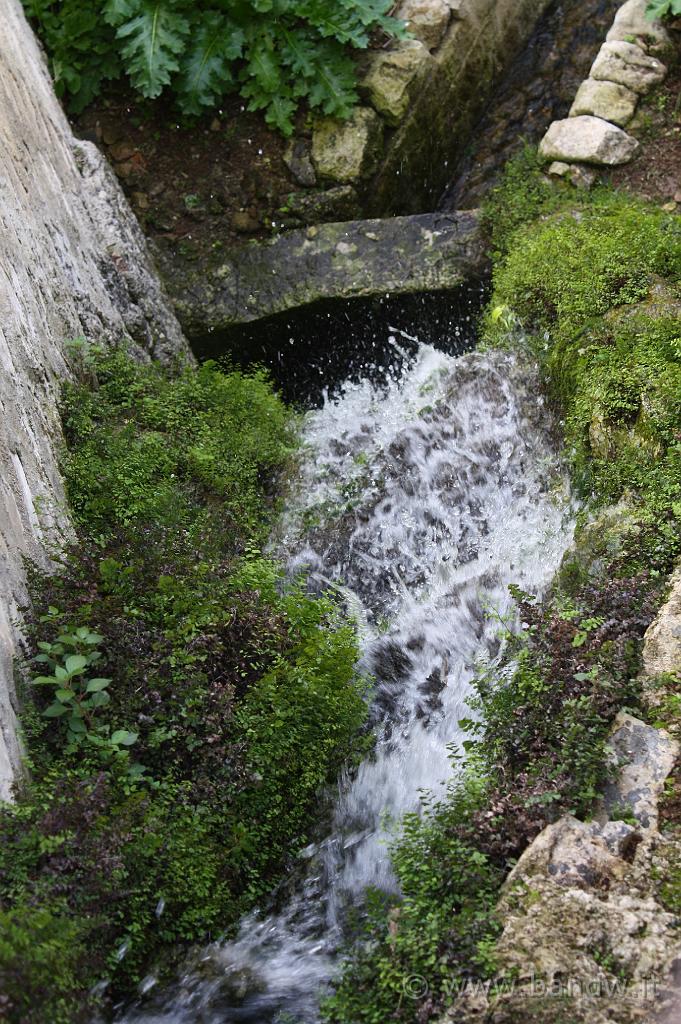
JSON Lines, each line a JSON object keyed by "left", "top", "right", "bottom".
{"left": 538, "top": 0, "right": 672, "bottom": 179}
{"left": 291, "top": 0, "right": 554, "bottom": 218}
{"left": 0, "top": 0, "right": 189, "bottom": 800}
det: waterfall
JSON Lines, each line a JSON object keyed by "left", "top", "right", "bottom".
{"left": 120, "top": 342, "right": 575, "bottom": 1024}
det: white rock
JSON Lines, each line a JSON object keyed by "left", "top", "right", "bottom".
{"left": 600, "top": 712, "right": 679, "bottom": 830}
{"left": 547, "top": 160, "right": 571, "bottom": 178}
{"left": 590, "top": 40, "right": 667, "bottom": 95}
{"left": 642, "top": 565, "right": 681, "bottom": 679}
{"left": 397, "top": 0, "right": 451, "bottom": 50}
{"left": 539, "top": 115, "right": 639, "bottom": 166}
{"left": 362, "top": 40, "right": 434, "bottom": 126}
{"left": 570, "top": 78, "right": 638, "bottom": 127}
{"left": 311, "top": 107, "right": 384, "bottom": 183}
{"left": 606, "top": 0, "right": 672, "bottom": 54}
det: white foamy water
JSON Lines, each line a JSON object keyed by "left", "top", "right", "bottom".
{"left": 119, "top": 344, "right": 575, "bottom": 1024}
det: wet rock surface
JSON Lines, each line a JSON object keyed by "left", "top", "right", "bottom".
{"left": 156, "top": 210, "right": 485, "bottom": 335}
{"left": 311, "top": 107, "right": 385, "bottom": 185}
{"left": 641, "top": 566, "right": 681, "bottom": 682}
{"left": 397, "top": 0, "right": 452, "bottom": 50}
{"left": 360, "top": 39, "right": 434, "bottom": 126}
{"left": 442, "top": 0, "right": 622, "bottom": 209}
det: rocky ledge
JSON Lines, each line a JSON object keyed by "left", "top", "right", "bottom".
{"left": 156, "top": 210, "right": 485, "bottom": 338}
{"left": 442, "top": 568, "right": 681, "bottom": 1024}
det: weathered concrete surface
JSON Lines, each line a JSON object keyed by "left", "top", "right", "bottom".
{"left": 368, "top": 0, "right": 554, "bottom": 214}
{"left": 0, "top": 0, "right": 189, "bottom": 799}
{"left": 157, "top": 210, "right": 485, "bottom": 336}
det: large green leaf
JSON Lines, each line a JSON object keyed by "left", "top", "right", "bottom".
{"left": 177, "top": 13, "right": 244, "bottom": 114}
{"left": 115, "top": 2, "right": 190, "bottom": 98}
{"left": 306, "top": 45, "right": 357, "bottom": 116}
{"left": 645, "top": 0, "right": 680, "bottom": 18}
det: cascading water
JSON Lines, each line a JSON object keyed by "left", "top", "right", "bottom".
{"left": 120, "top": 340, "right": 575, "bottom": 1024}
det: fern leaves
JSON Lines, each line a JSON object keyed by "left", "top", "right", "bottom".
{"left": 177, "top": 13, "right": 245, "bottom": 114}
{"left": 25, "top": 0, "right": 406, "bottom": 134}
{"left": 105, "top": 0, "right": 189, "bottom": 98}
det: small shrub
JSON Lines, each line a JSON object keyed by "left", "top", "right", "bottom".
{"left": 0, "top": 904, "right": 87, "bottom": 1024}
{"left": 485, "top": 197, "right": 681, "bottom": 346}
{"left": 646, "top": 0, "right": 681, "bottom": 21}
{"left": 22, "top": 0, "right": 406, "bottom": 131}
{"left": 5, "top": 348, "right": 367, "bottom": 1017}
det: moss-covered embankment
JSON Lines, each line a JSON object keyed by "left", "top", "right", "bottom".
{"left": 322, "top": 158, "right": 681, "bottom": 1024}
{"left": 0, "top": 353, "right": 369, "bottom": 1023}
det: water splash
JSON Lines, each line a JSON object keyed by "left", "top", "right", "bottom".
{"left": 120, "top": 344, "right": 575, "bottom": 1024}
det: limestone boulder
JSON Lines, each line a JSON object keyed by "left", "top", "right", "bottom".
{"left": 397, "top": 0, "right": 451, "bottom": 50}
{"left": 641, "top": 565, "right": 681, "bottom": 680}
{"left": 311, "top": 107, "right": 384, "bottom": 184}
{"left": 590, "top": 39, "right": 667, "bottom": 95}
{"left": 539, "top": 115, "right": 639, "bottom": 165}
{"left": 606, "top": 0, "right": 673, "bottom": 54}
{"left": 361, "top": 39, "right": 434, "bottom": 126}
{"left": 157, "top": 210, "right": 485, "bottom": 336}
{"left": 570, "top": 78, "right": 638, "bottom": 127}
{"left": 599, "top": 712, "right": 679, "bottom": 830}
{"left": 504, "top": 816, "right": 631, "bottom": 891}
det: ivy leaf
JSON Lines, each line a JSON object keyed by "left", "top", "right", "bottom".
{"left": 43, "top": 702, "right": 69, "bottom": 718}
{"left": 65, "top": 654, "right": 88, "bottom": 675}
{"left": 177, "top": 13, "right": 244, "bottom": 115}
{"left": 111, "top": 730, "right": 138, "bottom": 746}
{"left": 115, "top": 2, "right": 190, "bottom": 98}
{"left": 86, "top": 677, "right": 112, "bottom": 692}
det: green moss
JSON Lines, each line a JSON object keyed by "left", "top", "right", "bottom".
{"left": 0, "top": 903, "right": 86, "bottom": 1023}
{"left": 326, "top": 180, "right": 681, "bottom": 1024}
{"left": 1, "top": 348, "right": 367, "bottom": 1019}
{"left": 486, "top": 197, "right": 681, "bottom": 346}
{"left": 481, "top": 144, "right": 567, "bottom": 259}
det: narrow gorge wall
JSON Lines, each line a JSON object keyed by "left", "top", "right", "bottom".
{"left": 0, "top": 0, "right": 190, "bottom": 799}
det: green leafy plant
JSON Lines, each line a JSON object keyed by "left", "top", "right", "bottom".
{"left": 23, "top": 0, "right": 405, "bottom": 132}
{"left": 646, "top": 0, "right": 681, "bottom": 21}
{"left": 31, "top": 614, "right": 138, "bottom": 761}
{"left": 2, "top": 347, "right": 367, "bottom": 1018}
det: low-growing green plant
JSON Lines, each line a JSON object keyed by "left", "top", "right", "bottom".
{"left": 325, "top": 175, "right": 681, "bottom": 1024}
{"left": 484, "top": 196, "right": 681, "bottom": 347}
{"left": 22, "top": 0, "right": 406, "bottom": 131}
{"left": 2, "top": 347, "right": 368, "bottom": 1018}
{"left": 31, "top": 613, "right": 138, "bottom": 764}
{"left": 646, "top": 0, "right": 681, "bottom": 21}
